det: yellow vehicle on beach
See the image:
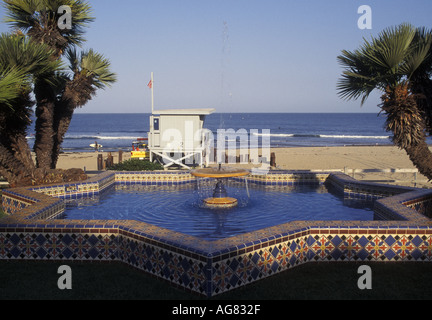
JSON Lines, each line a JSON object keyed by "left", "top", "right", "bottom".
{"left": 131, "top": 138, "right": 149, "bottom": 159}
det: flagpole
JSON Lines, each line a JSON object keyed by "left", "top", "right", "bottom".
{"left": 151, "top": 72, "right": 154, "bottom": 114}
{"left": 149, "top": 73, "right": 154, "bottom": 163}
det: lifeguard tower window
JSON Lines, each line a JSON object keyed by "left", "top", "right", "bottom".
{"left": 153, "top": 118, "right": 160, "bottom": 131}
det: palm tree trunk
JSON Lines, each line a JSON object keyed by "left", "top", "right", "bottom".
{"left": 33, "top": 81, "right": 56, "bottom": 169}
{"left": 34, "top": 101, "right": 55, "bottom": 169}
{"left": 9, "top": 134, "right": 35, "bottom": 173}
{"left": 51, "top": 103, "right": 74, "bottom": 169}
{"left": 0, "top": 98, "right": 36, "bottom": 186}
{"left": 411, "top": 76, "right": 432, "bottom": 135}
{"left": 0, "top": 143, "right": 34, "bottom": 187}
{"left": 0, "top": 117, "right": 35, "bottom": 172}
{"left": 404, "top": 79, "right": 432, "bottom": 181}
{"left": 404, "top": 137, "right": 432, "bottom": 181}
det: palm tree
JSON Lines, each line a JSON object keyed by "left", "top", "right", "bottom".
{"left": 0, "top": 67, "right": 33, "bottom": 184}
{"left": 337, "top": 24, "right": 432, "bottom": 181}
{"left": 0, "top": 71, "right": 35, "bottom": 185}
{"left": 2, "top": 0, "right": 116, "bottom": 171}
{"left": 3, "top": 0, "right": 95, "bottom": 169}
{"left": 51, "top": 48, "right": 116, "bottom": 168}
{"left": 0, "top": 33, "right": 62, "bottom": 186}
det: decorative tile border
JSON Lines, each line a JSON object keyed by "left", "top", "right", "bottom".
{"left": 1, "top": 170, "right": 432, "bottom": 297}
{"left": 210, "top": 227, "right": 432, "bottom": 295}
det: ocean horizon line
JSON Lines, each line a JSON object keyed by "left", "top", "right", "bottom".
{"left": 74, "top": 111, "right": 381, "bottom": 115}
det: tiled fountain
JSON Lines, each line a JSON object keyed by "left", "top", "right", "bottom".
{"left": 1, "top": 170, "right": 432, "bottom": 297}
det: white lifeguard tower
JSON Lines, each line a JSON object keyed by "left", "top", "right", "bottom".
{"left": 146, "top": 73, "right": 215, "bottom": 169}
{"left": 148, "top": 108, "right": 215, "bottom": 169}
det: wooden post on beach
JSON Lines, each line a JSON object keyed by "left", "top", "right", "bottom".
{"left": 271, "top": 152, "right": 276, "bottom": 167}
{"left": 97, "top": 154, "right": 103, "bottom": 171}
{"left": 119, "top": 150, "right": 123, "bottom": 164}
{"left": 107, "top": 152, "right": 114, "bottom": 168}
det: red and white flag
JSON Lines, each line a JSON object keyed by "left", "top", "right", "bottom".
{"left": 147, "top": 79, "right": 153, "bottom": 89}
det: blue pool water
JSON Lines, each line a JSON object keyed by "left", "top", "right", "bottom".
{"left": 62, "top": 182, "right": 374, "bottom": 241}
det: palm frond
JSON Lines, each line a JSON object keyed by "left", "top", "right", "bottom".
{"left": 3, "top": 0, "right": 95, "bottom": 51}
{"left": 0, "top": 67, "right": 27, "bottom": 107}
{"left": 2, "top": 0, "right": 41, "bottom": 31}
{"left": 64, "top": 46, "right": 79, "bottom": 73}
{"left": 337, "top": 48, "right": 385, "bottom": 104}
{"left": 60, "top": 48, "right": 116, "bottom": 107}
{"left": 0, "top": 33, "right": 63, "bottom": 81}
{"left": 400, "top": 30, "right": 432, "bottom": 78}
{"left": 80, "top": 49, "right": 117, "bottom": 89}
{"left": 336, "top": 24, "right": 424, "bottom": 105}
{"left": 371, "top": 24, "right": 415, "bottom": 71}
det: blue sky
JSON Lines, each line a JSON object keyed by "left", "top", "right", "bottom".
{"left": 1, "top": 0, "right": 432, "bottom": 113}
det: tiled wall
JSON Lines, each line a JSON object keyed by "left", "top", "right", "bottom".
{"left": 210, "top": 227, "right": 432, "bottom": 295}
{"left": 1, "top": 170, "right": 432, "bottom": 297}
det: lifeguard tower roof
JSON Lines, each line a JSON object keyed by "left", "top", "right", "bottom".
{"left": 152, "top": 108, "right": 215, "bottom": 115}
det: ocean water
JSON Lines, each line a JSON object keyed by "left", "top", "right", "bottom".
{"left": 27, "top": 113, "right": 395, "bottom": 152}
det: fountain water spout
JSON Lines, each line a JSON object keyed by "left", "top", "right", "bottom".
{"left": 191, "top": 166, "right": 250, "bottom": 209}
{"left": 213, "top": 180, "right": 228, "bottom": 198}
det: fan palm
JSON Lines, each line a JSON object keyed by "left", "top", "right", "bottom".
{"left": 0, "top": 33, "right": 61, "bottom": 186}
{"left": 337, "top": 24, "right": 432, "bottom": 181}
{"left": 3, "top": 0, "right": 94, "bottom": 169}
{"left": 2, "top": 0, "right": 117, "bottom": 172}
{"left": 51, "top": 48, "right": 116, "bottom": 168}
{"left": 0, "top": 68, "right": 34, "bottom": 184}
{"left": 3, "top": 0, "right": 94, "bottom": 58}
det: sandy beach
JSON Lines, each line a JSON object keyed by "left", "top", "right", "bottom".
{"left": 55, "top": 145, "right": 430, "bottom": 187}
